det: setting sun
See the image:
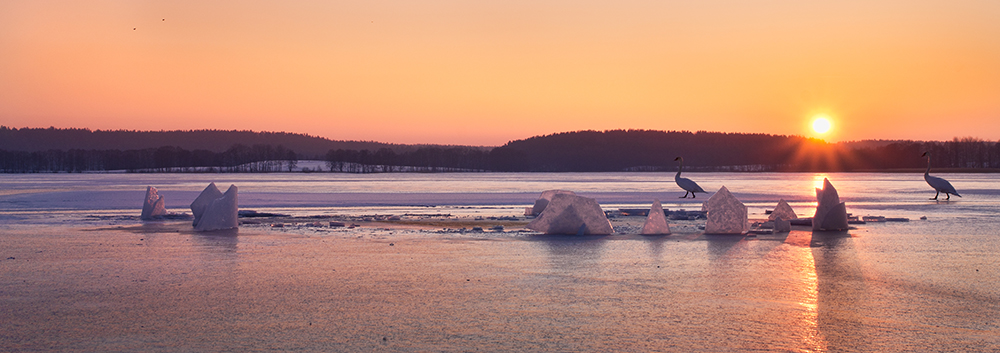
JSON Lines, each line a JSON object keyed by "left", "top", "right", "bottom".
{"left": 812, "top": 116, "right": 832, "bottom": 134}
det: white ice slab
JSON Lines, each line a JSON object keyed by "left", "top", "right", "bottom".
{"left": 530, "top": 190, "right": 577, "bottom": 216}
{"left": 140, "top": 186, "right": 167, "bottom": 220}
{"left": 194, "top": 184, "right": 239, "bottom": 231}
{"left": 703, "top": 186, "right": 747, "bottom": 235}
{"left": 190, "top": 182, "right": 223, "bottom": 227}
{"left": 526, "top": 193, "right": 613, "bottom": 235}
{"left": 773, "top": 218, "right": 791, "bottom": 233}
{"left": 642, "top": 199, "right": 671, "bottom": 235}
{"left": 813, "top": 178, "right": 848, "bottom": 231}
{"left": 768, "top": 199, "right": 797, "bottom": 221}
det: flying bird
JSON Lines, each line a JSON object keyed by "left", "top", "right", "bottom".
{"left": 674, "top": 157, "right": 706, "bottom": 198}
{"left": 922, "top": 151, "right": 961, "bottom": 200}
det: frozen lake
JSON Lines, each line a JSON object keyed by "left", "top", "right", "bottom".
{"left": 3, "top": 171, "right": 999, "bottom": 223}
{"left": 2, "top": 172, "right": 999, "bottom": 351}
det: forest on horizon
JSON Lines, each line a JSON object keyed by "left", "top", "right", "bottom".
{"left": 2, "top": 127, "right": 999, "bottom": 173}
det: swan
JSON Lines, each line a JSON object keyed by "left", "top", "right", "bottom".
{"left": 673, "top": 157, "right": 706, "bottom": 198}
{"left": 922, "top": 151, "right": 961, "bottom": 200}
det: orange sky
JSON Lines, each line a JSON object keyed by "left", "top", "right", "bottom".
{"left": 2, "top": 1, "right": 999, "bottom": 146}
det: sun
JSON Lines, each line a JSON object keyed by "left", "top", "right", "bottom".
{"left": 812, "top": 116, "right": 832, "bottom": 134}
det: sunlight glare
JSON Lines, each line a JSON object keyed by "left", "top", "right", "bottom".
{"left": 812, "top": 116, "right": 832, "bottom": 134}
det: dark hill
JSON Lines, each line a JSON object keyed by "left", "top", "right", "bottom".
{"left": 490, "top": 130, "right": 825, "bottom": 172}
{"left": 490, "top": 130, "right": 1000, "bottom": 172}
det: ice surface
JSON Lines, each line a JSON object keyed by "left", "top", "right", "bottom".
{"left": 530, "top": 190, "right": 576, "bottom": 216}
{"left": 140, "top": 186, "right": 167, "bottom": 220}
{"left": 191, "top": 183, "right": 223, "bottom": 227}
{"left": 641, "top": 199, "right": 671, "bottom": 235}
{"left": 768, "top": 199, "right": 797, "bottom": 221}
{"left": 526, "top": 193, "right": 613, "bottom": 235}
{"left": 194, "top": 184, "right": 239, "bottom": 231}
{"left": 7, "top": 218, "right": 1000, "bottom": 352}
{"left": 702, "top": 186, "right": 747, "bottom": 234}
{"left": 813, "top": 178, "right": 848, "bottom": 231}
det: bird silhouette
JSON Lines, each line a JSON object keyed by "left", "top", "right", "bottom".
{"left": 922, "top": 151, "right": 961, "bottom": 200}
{"left": 674, "top": 157, "right": 706, "bottom": 198}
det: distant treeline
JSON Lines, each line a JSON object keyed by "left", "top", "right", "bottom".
{"left": 0, "top": 144, "right": 298, "bottom": 173}
{"left": 324, "top": 147, "right": 492, "bottom": 172}
{"left": 3, "top": 128, "right": 1000, "bottom": 173}
{"left": 0, "top": 126, "right": 469, "bottom": 158}
{"left": 843, "top": 137, "right": 1000, "bottom": 171}
{"left": 0, "top": 144, "right": 497, "bottom": 173}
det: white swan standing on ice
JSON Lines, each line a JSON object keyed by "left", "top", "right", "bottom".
{"left": 922, "top": 151, "right": 961, "bottom": 200}
{"left": 673, "top": 157, "right": 707, "bottom": 198}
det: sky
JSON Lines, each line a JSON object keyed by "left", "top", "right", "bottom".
{"left": 2, "top": 1, "right": 1000, "bottom": 146}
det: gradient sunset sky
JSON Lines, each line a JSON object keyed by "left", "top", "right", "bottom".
{"left": 2, "top": 1, "right": 999, "bottom": 145}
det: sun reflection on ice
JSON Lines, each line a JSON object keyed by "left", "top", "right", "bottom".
{"left": 812, "top": 174, "right": 829, "bottom": 191}
{"left": 791, "top": 241, "right": 827, "bottom": 352}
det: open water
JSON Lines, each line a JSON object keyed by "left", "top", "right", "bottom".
{"left": 1, "top": 172, "right": 999, "bottom": 351}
